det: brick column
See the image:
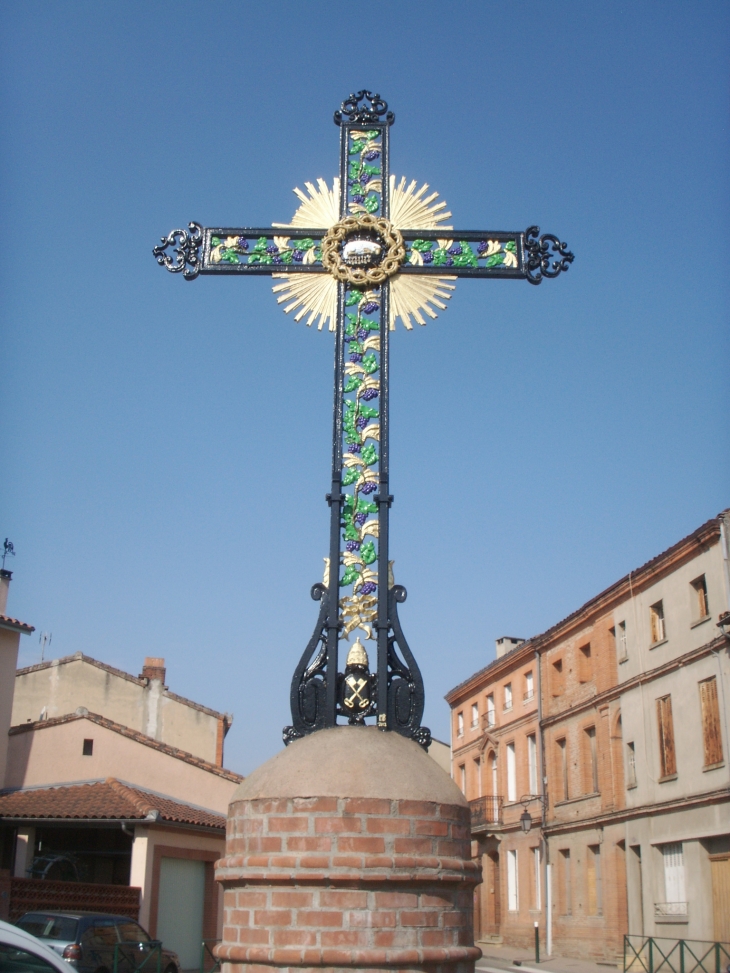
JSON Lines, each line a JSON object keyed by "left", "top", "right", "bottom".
{"left": 214, "top": 727, "right": 481, "bottom": 973}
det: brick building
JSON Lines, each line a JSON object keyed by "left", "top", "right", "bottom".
{"left": 445, "top": 637, "right": 544, "bottom": 950}
{"left": 446, "top": 510, "right": 730, "bottom": 960}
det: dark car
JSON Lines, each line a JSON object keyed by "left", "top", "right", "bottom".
{"left": 14, "top": 914, "right": 179, "bottom": 973}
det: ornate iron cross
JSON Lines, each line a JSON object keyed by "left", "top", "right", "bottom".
{"left": 153, "top": 91, "right": 573, "bottom": 750}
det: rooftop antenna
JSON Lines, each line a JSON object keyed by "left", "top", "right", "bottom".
{"left": 39, "top": 631, "right": 52, "bottom": 662}
{"left": 2, "top": 539, "right": 15, "bottom": 570}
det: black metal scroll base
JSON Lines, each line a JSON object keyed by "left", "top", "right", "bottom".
{"left": 283, "top": 582, "right": 431, "bottom": 749}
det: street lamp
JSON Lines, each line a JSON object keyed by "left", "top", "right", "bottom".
{"left": 520, "top": 808, "right": 533, "bottom": 833}
{"left": 718, "top": 612, "right": 730, "bottom": 640}
{"left": 518, "top": 794, "right": 547, "bottom": 834}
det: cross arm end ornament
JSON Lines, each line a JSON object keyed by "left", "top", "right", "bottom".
{"left": 153, "top": 222, "right": 203, "bottom": 280}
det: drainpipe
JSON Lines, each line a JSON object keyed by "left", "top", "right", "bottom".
{"left": 536, "top": 645, "right": 551, "bottom": 956}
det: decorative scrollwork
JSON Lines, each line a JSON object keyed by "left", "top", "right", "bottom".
{"left": 283, "top": 583, "right": 331, "bottom": 744}
{"left": 334, "top": 90, "right": 395, "bottom": 127}
{"left": 385, "top": 585, "right": 431, "bottom": 749}
{"left": 153, "top": 222, "right": 203, "bottom": 280}
{"left": 524, "top": 226, "right": 574, "bottom": 285}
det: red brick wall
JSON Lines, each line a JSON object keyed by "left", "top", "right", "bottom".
{"left": 215, "top": 796, "right": 482, "bottom": 973}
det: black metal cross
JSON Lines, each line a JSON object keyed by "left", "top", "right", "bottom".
{"left": 153, "top": 91, "right": 573, "bottom": 750}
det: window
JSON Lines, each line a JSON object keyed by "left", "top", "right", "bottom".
{"left": 650, "top": 600, "right": 666, "bottom": 644}
{"left": 507, "top": 848, "right": 518, "bottom": 911}
{"left": 699, "top": 677, "right": 724, "bottom": 767}
{"left": 559, "top": 849, "right": 572, "bottom": 915}
{"left": 474, "top": 757, "right": 482, "bottom": 797}
{"left": 557, "top": 738, "right": 569, "bottom": 801}
{"left": 0, "top": 943, "right": 67, "bottom": 973}
{"left": 117, "top": 921, "right": 150, "bottom": 944}
{"left": 612, "top": 621, "right": 628, "bottom": 662}
{"left": 82, "top": 738, "right": 94, "bottom": 756}
{"left": 524, "top": 671, "right": 534, "bottom": 702}
{"left": 506, "top": 742, "right": 517, "bottom": 801}
{"left": 528, "top": 733, "right": 538, "bottom": 794}
{"left": 657, "top": 695, "right": 677, "bottom": 778}
{"left": 662, "top": 843, "right": 686, "bottom": 905}
{"left": 458, "top": 763, "right": 466, "bottom": 793}
{"left": 584, "top": 726, "right": 598, "bottom": 793}
{"left": 587, "top": 845, "right": 602, "bottom": 915}
{"left": 457, "top": 712, "right": 464, "bottom": 738}
{"left": 533, "top": 846, "right": 541, "bottom": 910}
{"left": 486, "top": 694, "right": 495, "bottom": 726}
{"left": 471, "top": 702, "right": 479, "bottom": 728}
{"left": 626, "top": 741, "right": 637, "bottom": 788}
{"left": 551, "top": 658, "right": 564, "bottom": 696}
{"left": 578, "top": 643, "right": 592, "bottom": 683}
{"left": 691, "top": 575, "right": 709, "bottom": 619}
{"left": 490, "top": 753, "right": 498, "bottom": 797}
{"left": 504, "top": 683, "right": 513, "bottom": 711}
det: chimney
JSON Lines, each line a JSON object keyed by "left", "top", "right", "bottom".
{"left": 0, "top": 570, "right": 11, "bottom": 616}
{"left": 141, "top": 657, "right": 166, "bottom": 684}
{"left": 495, "top": 636, "right": 524, "bottom": 659}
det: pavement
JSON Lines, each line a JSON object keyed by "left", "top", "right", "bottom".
{"left": 476, "top": 940, "right": 622, "bottom": 973}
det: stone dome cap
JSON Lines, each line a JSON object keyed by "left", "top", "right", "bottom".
{"left": 231, "top": 725, "right": 465, "bottom": 806}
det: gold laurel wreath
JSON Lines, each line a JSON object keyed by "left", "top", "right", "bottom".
{"left": 321, "top": 215, "right": 405, "bottom": 287}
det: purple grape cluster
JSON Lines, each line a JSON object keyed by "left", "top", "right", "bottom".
{"left": 237, "top": 237, "right": 249, "bottom": 250}
{"left": 293, "top": 250, "right": 303, "bottom": 262}
{"left": 477, "top": 241, "right": 488, "bottom": 254}
{"left": 361, "top": 173, "right": 370, "bottom": 185}
{"left": 354, "top": 513, "right": 367, "bottom": 525}
{"left": 446, "top": 258, "right": 454, "bottom": 266}
{"left": 360, "top": 482, "right": 377, "bottom": 494}
{"left": 362, "top": 388, "right": 378, "bottom": 401}
{"left": 422, "top": 251, "right": 433, "bottom": 263}
{"left": 362, "top": 301, "right": 379, "bottom": 313}
{"left": 349, "top": 352, "right": 363, "bottom": 363}
{"left": 357, "top": 328, "right": 368, "bottom": 341}
{"left": 448, "top": 244, "right": 462, "bottom": 256}
{"left": 364, "top": 150, "right": 380, "bottom": 161}
{"left": 348, "top": 442, "right": 361, "bottom": 453}
{"left": 351, "top": 193, "right": 365, "bottom": 204}
{"left": 266, "top": 245, "right": 278, "bottom": 255}
{"left": 360, "top": 582, "right": 377, "bottom": 595}
{"left": 356, "top": 416, "right": 367, "bottom": 429}
{"left": 345, "top": 541, "right": 361, "bottom": 552}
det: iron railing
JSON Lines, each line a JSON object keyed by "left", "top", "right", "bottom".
{"left": 201, "top": 940, "right": 221, "bottom": 973}
{"left": 624, "top": 935, "right": 730, "bottom": 973}
{"left": 469, "top": 796, "right": 503, "bottom": 829}
{"left": 112, "top": 941, "right": 162, "bottom": 973}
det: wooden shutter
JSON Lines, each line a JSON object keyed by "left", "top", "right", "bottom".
{"left": 657, "top": 696, "right": 676, "bottom": 777}
{"left": 700, "top": 677, "right": 723, "bottom": 766}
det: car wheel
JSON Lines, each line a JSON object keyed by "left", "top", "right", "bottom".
{"left": 164, "top": 965, "right": 177, "bottom": 973}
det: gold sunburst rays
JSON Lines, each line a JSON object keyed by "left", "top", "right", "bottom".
{"left": 272, "top": 177, "right": 340, "bottom": 229}
{"left": 270, "top": 174, "right": 458, "bottom": 331}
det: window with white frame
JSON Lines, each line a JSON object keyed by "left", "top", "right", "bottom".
{"left": 650, "top": 600, "right": 666, "bottom": 644}
{"left": 474, "top": 757, "right": 482, "bottom": 797}
{"left": 662, "top": 843, "right": 686, "bottom": 907}
{"left": 626, "top": 741, "right": 637, "bottom": 788}
{"left": 528, "top": 733, "right": 538, "bottom": 794}
{"left": 507, "top": 741, "right": 517, "bottom": 802}
{"left": 458, "top": 763, "right": 466, "bottom": 794}
{"left": 486, "top": 694, "right": 495, "bottom": 726}
{"left": 471, "top": 702, "right": 479, "bottom": 728}
{"left": 507, "top": 848, "right": 518, "bottom": 912}
{"left": 457, "top": 711, "right": 464, "bottom": 738}
{"left": 533, "top": 846, "right": 541, "bottom": 910}
{"left": 612, "top": 620, "right": 628, "bottom": 662}
{"left": 504, "top": 683, "right": 513, "bottom": 711}
{"left": 524, "top": 670, "right": 534, "bottom": 702}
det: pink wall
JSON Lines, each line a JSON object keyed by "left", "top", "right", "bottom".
{"left": 0, "top": 629, "right": 21, "bottom": 787}
{"left": 6, "top": 717, "right": 239, "bottom": 813}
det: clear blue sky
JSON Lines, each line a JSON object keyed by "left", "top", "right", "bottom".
{"left": 2, "top": 3, "right": 728, "bottom": 775}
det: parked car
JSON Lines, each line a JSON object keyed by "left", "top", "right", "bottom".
{"left": 14, "top": 914, "right": 179, "bottom": 973}
{"left": 0, "top": 917, "right": 73, "bottom": 973}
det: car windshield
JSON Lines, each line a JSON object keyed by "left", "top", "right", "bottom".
{"left": 16, "top": 916, "right": 79, "bottom": 942}
{"left": 0, "top": 943, "right": 64, "bottom": 973}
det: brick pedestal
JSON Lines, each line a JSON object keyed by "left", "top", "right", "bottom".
{"left": 215, "top": 726, "right": 481, "bottom": 973}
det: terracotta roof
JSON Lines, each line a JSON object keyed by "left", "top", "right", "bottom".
{"left": 9, "top": 711, "right": 243, "bottom": 784}
{"left": 0, "top": 779, "right": 225, "bottom": 830}
{"left": 445, "top": 510, "right": 729, "bottom": 702}
{"left": 16, "top": 653, "right": 232, "bottom": 725}
{"left": 0, "top": 614, "right": 35, "bottom": 634}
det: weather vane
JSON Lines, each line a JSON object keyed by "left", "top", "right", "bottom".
{"left": 153, "top": 90, "right": 574, "bottom": 748}
{"left": 2, "top": 539, "right": 15, "bottom": 571}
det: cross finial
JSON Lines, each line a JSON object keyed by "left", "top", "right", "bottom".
{"left": 334, "top": 90, "right": 395, "bottom": 127}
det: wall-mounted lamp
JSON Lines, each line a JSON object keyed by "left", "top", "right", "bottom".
{"left": 518, "top": 794, "right": 547, "bottom": 834}
{"left": 717, "top": 611, "right": 730, "bottom": 640}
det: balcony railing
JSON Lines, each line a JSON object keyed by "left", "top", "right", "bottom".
{"left": 654, "top": 902, "right": 688, "bottom": 918}
{"left": 469, "top": 795, "right": 503, "bottom": 829}
{"left": 523, "top": 690, "right": 535, "bottom": 703}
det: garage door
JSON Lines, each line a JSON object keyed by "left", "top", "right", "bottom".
{"left": 157, "top": 858, "right": 205, "bottom": 971}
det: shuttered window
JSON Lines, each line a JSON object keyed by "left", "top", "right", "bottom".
{"left": 699, "top": 677, "right": 723, "bottom": 767}
{"left": 587, "top": 845, "right": 602, "bottom": 915}
{"left": 662, "top": 843, "right": 686, "bottom": 903}
{"left": 657, "top": 695, "right": 677, "bottom": 778}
